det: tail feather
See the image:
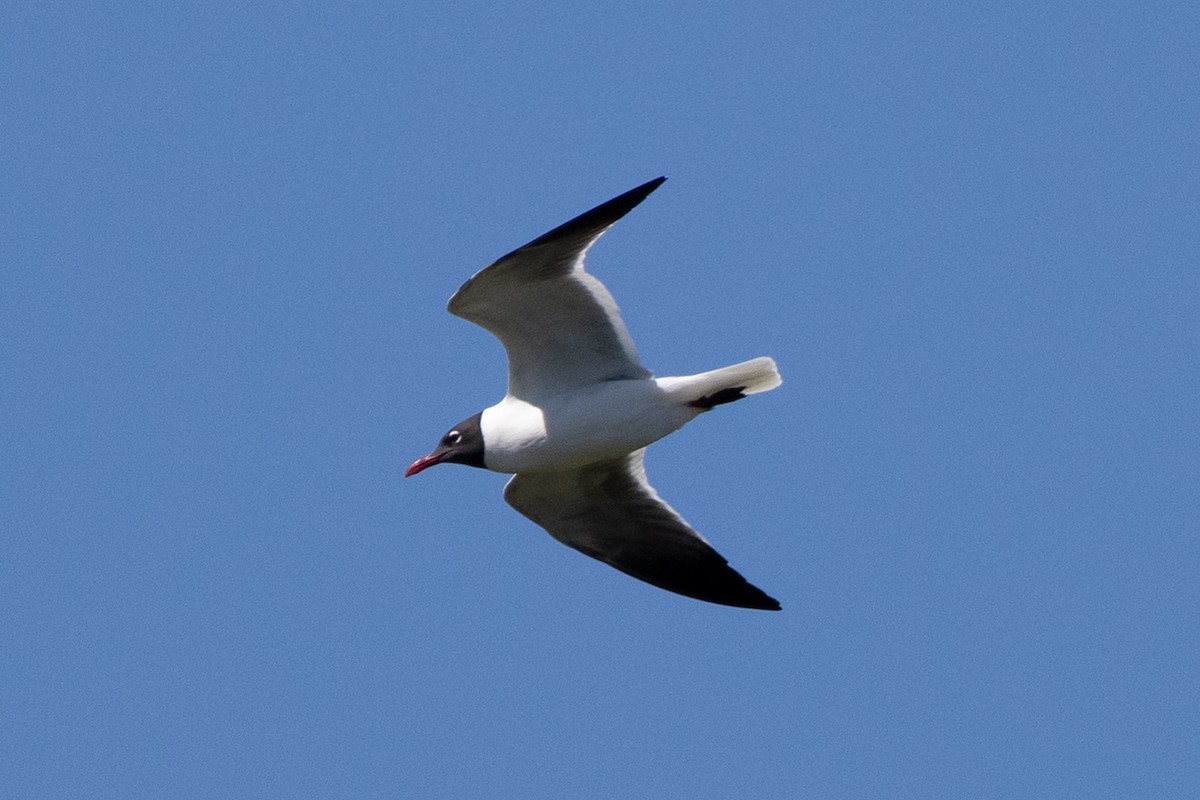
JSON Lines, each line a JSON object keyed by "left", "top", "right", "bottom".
{"left": 660, "top": 357, "right": 782, "bottom": 407}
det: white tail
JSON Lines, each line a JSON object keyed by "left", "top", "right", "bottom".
{"left": 658, "top": 356, "right": 782, "bottom": 407}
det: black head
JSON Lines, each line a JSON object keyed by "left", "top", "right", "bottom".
{"left": 405, "top": 412, "right": 486, "bottom": 477}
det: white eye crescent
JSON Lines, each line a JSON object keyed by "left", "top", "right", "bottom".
{"left": 445, "top": 430, "right": 462, "bottom": 445}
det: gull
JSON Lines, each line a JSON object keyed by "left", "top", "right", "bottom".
{"left": 406, "top": 178, "right": 782, "bottom": 610}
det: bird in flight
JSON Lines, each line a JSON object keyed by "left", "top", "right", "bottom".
{"left": 407, "top": 178, "right": 782, "bottom": 610}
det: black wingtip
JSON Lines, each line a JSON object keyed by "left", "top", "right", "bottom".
{"left": 627, "top": 176, "right": 668, "bottom": 207}
{"left": 520, "top": 176, "right": 668, "bottom": 251}
{"left": 696, "top": 575, "right": 782, "bottom": 611}
{"left": 727, "top": 586, "right": 782, "bottom": 611}
{"left": 584, "top": 176, "right": 666, "bottom": 225}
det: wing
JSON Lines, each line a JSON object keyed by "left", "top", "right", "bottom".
{"left": 503, "top": 449, "right": 780, "bottom": 610}
{"left": 448, "top": 178, "right": 665, "bottom": 403}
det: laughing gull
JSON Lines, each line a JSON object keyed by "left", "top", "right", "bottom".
{"left": 406, "top": 177, "right": 782, "bottom": 610}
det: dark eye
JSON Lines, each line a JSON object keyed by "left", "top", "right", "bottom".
{"left": 444, "top": 430, "right": 462, "bottom": 446}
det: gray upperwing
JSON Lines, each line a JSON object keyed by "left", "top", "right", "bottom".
{"left": 503, "top": 450, "right": 781, "bottom": 611}
{"left": 447, "top": 179, "right": 664, "bottom": 402}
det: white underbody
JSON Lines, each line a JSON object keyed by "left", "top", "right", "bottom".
{"left": 480, "top": 379, "right": 697, "bottom": 473}
{"left": 479, "top": 357, "right": 781, "bottom": 474}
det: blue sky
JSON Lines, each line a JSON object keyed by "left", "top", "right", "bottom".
{"left": 4, "top": 2, "right": 1198, "bottom": 797}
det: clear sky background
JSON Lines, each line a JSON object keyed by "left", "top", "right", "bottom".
{"left": 4, "top": 2, "right": 1198, "bottom": 797}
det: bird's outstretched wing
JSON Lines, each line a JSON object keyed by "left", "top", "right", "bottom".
{"left": 448, "top": 178, "right": 664, "bottom": 403}
{"left": 503, "top": 449, "right": 780, "bottom": 610}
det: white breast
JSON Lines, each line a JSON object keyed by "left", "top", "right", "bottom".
{"left": 480, "top": 379, "right": 700, "bottom": 474}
